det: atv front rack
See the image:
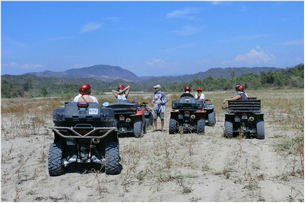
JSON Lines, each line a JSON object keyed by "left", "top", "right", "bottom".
{"left": 53, "top": 125, "right": 116, "bottom": 139}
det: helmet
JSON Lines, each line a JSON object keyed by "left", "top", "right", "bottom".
{"left": 235, "top": 85, "right": 244, "bottom": 92}
{"left": 196, "top": 88, "right": 202, "bottom": 91}
{"left": 79, "top": 83, "right": 91, "bottom": 95}
{"left": 118, "top": 84, "right": 124, "bottom": 90}
{"left": 184, "top": 86, "right": 191, "bottom": 92}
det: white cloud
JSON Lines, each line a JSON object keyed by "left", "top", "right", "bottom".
{"left": 211, "top": 1, "right": 222, "bottom": 5}
{"left": 173, "top": 26, "right": 202, "bottom": 36}
{"left": 146, "top": 58, "right": 166, "bottom": 66}
{"left": 4, "top": 61, "right": 45, "bottom": 70}
{"left": 235, "top": 48, "right": 274, "bottom": 64}
{"left": 81, "top": 22, "right": 103, "bottom": 33}
{"left": 22, "top": 64, "right": 45, "bottom": 69}
{"left": 5, "top": 61, "right": 18, "bottom": 67}
{"left": 281, "top": 40, "right": 304, "bottom": 46}
{"left": 166, "top": 7, "right": 200, "bottom": 20}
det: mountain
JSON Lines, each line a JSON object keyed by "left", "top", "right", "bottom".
{"left": 29, "top": 65, "right": 139, "bottom": 82}
{"left": 27, "top": 65, "right": 280, "bottom": 83}
{"left": 139, "top": 67, "right": 280, "bottom": 84}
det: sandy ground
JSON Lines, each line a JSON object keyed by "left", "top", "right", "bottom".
{"left": 1, "top": 89, "right": 304, "bottom": 202}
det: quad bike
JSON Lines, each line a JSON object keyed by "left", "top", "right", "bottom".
{"left": 49, "top": 102, "right": 122, "bottom": 176}
{"left": 106, "top": 100, "right": 152, "bottom": 137}
{"left": 169, "top": 94, "right": 216, "bottom": 134}
{"left": 223, "top": 97, "right": 265, "bottom": 139}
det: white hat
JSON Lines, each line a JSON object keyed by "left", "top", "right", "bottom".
{"left": 153, "top": 84, "right": 161, "bottom": 89}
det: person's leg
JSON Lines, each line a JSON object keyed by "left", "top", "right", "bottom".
{"left": 152, "top": 111, "right": 158, "bottom": 130}
{"left": 160, "top": 112, "right": 165, "bottom": 131}
{"left": 154, "top": 119, "right": 158, "bottom": 130}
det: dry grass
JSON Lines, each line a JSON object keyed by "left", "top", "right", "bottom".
{"left": 1, "top": 89, "right": 304, "bottom": 201}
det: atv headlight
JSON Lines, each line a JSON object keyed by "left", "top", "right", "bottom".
{"left": 191, "top": 114, "right": 196, "bottom": 119}
{"left": 126, "top": 118, "right": 131, "bottom": 123}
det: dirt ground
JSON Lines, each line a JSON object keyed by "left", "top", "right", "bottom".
{"left": 1, "top": 89, "right": 304, "bottom": 201}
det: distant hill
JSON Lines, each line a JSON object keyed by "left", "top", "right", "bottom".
{"left": 28, "top": 64, "right": 280, "bottom": 83}
{"left": 139, "top": 67, "right": 280, "bottom": 84}
{"left": 29, "top": 65, "right": 139, "bottom": 82}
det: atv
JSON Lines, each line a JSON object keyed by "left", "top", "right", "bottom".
{"left": 106, "top": 100, "right": 152, "bottom": 137}
{"left": 49, "top": 102, "right": 122, "bottom": 176}
{"left": 169, "top": 94, "right": 216, "bottom": 134}
{"left": 224, "top": 97, "right": 265, "bottom": 139}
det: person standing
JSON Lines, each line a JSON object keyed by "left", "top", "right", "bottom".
{"left": 151, "top": 84, "right": 167, "bottom": 131}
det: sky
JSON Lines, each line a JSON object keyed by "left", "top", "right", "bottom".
{"left": 1, "top": 1, "right": 304, "bottom": 76}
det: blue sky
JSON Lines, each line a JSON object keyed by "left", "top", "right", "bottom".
{"left": 2, "top": 1, "right": 304, "bottom": 76}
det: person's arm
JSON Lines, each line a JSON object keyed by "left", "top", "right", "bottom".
{"left": 124, "top": 85, "right": 130, "bottom": 97}
{"left": 161, "top": 93, "right": 167, "bottom": 104}
{"left": 73, "top": 94, "right": 80, "bottom": 102}
{"left": 152, "top": 96, "right": 155, "bottom": 106}
{"left": 223, "top": 94, "right": 241, "bottom": 103}
{"left": 201, "top": 94, "right": 205, "bottom": 101}
{"left": 112, "top": 90, "right": 118, "bottom": 98}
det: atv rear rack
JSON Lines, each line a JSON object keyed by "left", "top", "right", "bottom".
{"left": 53, "top": 126, "right": 116, "bottom": 139}
{"left": 228, "top": 100, "right": 261, "bottom": 113}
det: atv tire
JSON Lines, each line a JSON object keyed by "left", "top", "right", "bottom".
{"left": 48, "top": 142, "right": 65, "bottom": 176}
{"left": 208, "top": 112, "right": 216, "bottom": 126}
{"left": 197, "top": 119, "right": 205, "bottom": 134}
{"left": 105, "top": 142, "right": 122, "bottom": 175}
{"left": 256, "top": 121, "right": 265, "bottom": 139}
{"left": 134, "top": 120, "right": 143, "bottom": 138}
{"left": 225, "top": 120, "right": 233, "bottom": 138}
{"left": 169, "top": 119, "right": 177, "bottom": 134}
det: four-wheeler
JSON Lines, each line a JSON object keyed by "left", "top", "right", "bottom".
{"left": 224, "top": 97, "right": 265, "bottom": 139}
{"left": 169, "top": 94, "right": 216, "bottom": 134}
{"left": 49, "top": 102, "right": 122, "bottom": 176}
{"left": 106, "top": 100, "right": 152, "bottom": 137}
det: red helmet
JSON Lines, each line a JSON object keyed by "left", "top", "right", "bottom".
{"left": 79, "top": 83, "right": 91, "bottom": 95}
{"left": 235, "top": 85, "right": 244, "bottom": 92}
{"left": 184, "top": 86, "right": 191, "bottom": 92}
{"left": 118, "top": 84, "right": 124, "bottom": 90}
{"left": 196, "top": 88, "right": 202, "bottom": 91}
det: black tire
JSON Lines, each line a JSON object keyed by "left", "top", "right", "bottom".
{"left": 133, "top": 120, "right": 143, "bottom": 138}
{"left": 169, "top": 119, "right": 177, "bottom": 134}
{"left": 48, "top": 142, "right": 64, "bottom": 176}
{"left": 208, "top": 111, "right": 216, "bottom": 126}
{"left": 105, "top": 142, "right": 122, "bottom": 175}
{"left": 256, "top": 121, "right": 265, "bottom": 139}
{"left": 197, "top": 119, "right": 205, "bottom": 134}
{"left": 225, "top": 120, "right": 233, "bottom": 138}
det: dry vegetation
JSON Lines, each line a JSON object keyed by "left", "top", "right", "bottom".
{"left": 1, "top": 89, "right": 304, "bottom": 201}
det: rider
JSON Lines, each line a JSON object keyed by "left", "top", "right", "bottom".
{"left": 180, "top": 86, "right": 194, "bottom": 98}
{"left": 194, "top": 88, "right": 205, "bottom": 102}
{"left": 73, "top": 83, "right": 99, "bottom": 103}
{"left": 223, "top": 85, "right": 248, "bottom": 104}
{"left": 112, "top": 84, "right": 130, "bottom": 100}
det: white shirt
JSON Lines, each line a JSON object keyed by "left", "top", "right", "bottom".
{"left": 73, "top": 94, "right": 99, "bottom": 104}
{"left": 117, "top": 94, "right": 127, "bottom": 100}
{"left": 194, "top": 93, "right": 205, "bottom": 101}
